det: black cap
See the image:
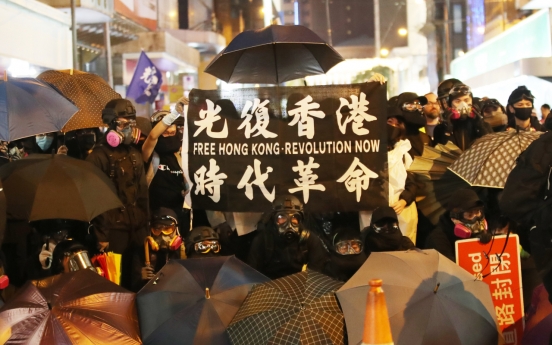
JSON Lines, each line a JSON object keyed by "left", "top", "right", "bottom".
{"left": 387, "top": 96, "right": 404, "bottom": 119}
{"left": 396, "top": 92, "right": 428, "bottom": 107}
{"left": 370, "top": 206, "right": 398, "bottom": 225}
{"left": 151, "top": 207, "right": 178, "bottom": 226}
{"left": 508, "top": 86, "right": 534, "bottom": 106}
{"left": 447, "top": 189, "right": 484, "bottom": 211}
{"left": 396, "top": 92, "right": 427, "bottom": 127}
{"left": 101, "top": 99, "right": 136, "bottom": 124}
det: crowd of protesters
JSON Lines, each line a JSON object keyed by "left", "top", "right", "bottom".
{"left": 2, "top": 76, "right": 552, "bottom": 321}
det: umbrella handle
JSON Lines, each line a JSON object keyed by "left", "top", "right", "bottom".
{"left": 144, "top": 238, "right": 150, "bottom": 266}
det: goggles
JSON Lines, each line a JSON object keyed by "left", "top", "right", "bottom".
{"left": 151, "top": 224, "right": 176, "bottom": 236}
{"left": 402, "top": 102, "right": 423, "bottom": 112}
{"left": 335, "top": 240, "right": 363, "bottom": 255}
{"left": 372, "top": 221, "right": 400, "bottom": 234}
{"left": 275, "top": 213, "right": 301, "bottom": 227}
{"left": 114, "top": 119, "right": 136, "bottom": 130}
{"left": 449, "top": 85, "right": 471, "bottom": 96}
{"left": 195, "top": 240, "right": 221, "bottom": 254}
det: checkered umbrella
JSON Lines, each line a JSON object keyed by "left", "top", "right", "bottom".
{"left": 448, "top": 131, "right": 543, "bottom": 188}
{"left": 227, "top": 270, "right": 345, "bottom": 345}
{"left": 408, "top": 142, "right": 468, "bottom": 225}
{"left": 37, "top": 70, "right": 121, "bottom": 132}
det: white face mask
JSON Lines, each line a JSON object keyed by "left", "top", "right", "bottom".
{"left": 455, "top": 101, "right": 471, "bottom": 116}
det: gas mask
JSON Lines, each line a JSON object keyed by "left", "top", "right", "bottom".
{"left": 274, "top": 211, "right": 303, "bottom": 242}
{"left": 450, "top": 101, "right": 474, "bottom": 120}
{"left": 106, "top": 119, "right": 141, "bottom": 147}
{"left": 145, "top": 217, "right": 182, "bottom": 252}
{"left": 451, "top": 209, "right": 487, "bottom": 239}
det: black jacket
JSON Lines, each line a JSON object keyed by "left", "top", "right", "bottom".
{"left": 405, "top": 124, "right": 432, "bottom": 157}
{"left": 425, "top": 213, "right": 457, "bottom": 262}
{"left": 434, "top": 116, "right": 492, "bottom": 151}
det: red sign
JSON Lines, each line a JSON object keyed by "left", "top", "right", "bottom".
{"left": 456, "top": 234, "right": 524, "bottom": 345}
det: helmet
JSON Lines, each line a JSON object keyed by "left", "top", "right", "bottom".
{"left": 188, "top": 226, "right": 219, "bottom": 243}
{"left": 437, "top": 78, "right": 463, "bottom": 99}
{"left": 102, "top": 99, "right": 136, "bottom": 125}
{"left": 447, "top": 84, "right": 473, "bottom": 107}
{"left": 272, "top": 195, "right": 303, "bottom": 214}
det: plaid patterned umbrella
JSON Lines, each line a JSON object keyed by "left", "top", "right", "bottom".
{"left": 37, "top": 70, "right": 121, "bottom": 132}
{"left": 408, "top": 142, "right": 468, "bottom": 225}
{"left": 449, "top": 131, "right": 543, "bottom": 188}
{"left": 228, "top": 270, "right": 345, "bottom": 345}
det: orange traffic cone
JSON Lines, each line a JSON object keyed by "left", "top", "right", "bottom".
{"left": 362, "top": 279, "right": 394, "bottom": 345}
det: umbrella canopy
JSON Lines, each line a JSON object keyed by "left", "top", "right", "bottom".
{"left": 0, "top": 269, "right": 141, "bottom": 345}
{"left": 0, "top": 154, "right": 122, "bottom": 221}
{"left": 228, "top": 269, "right": 346, "bottom": 345}
{"left": 204, "top": 25, "right": 344, "bottom": 84}
{"left": 449, "top": 130, "right": 543, "bottom": 188}
{"left": 136, "top": 256, "right": 269, "bottom": 345}
{"left": 0, "top": 77, "right": 78, "bottom": 141}
{"left": 523, "top": 284, "right": 552, "bottom": 345}
{"left": 337, "top": 250, "right": 501, "bottom": 345}
{"left": 408, "top": 143, "right": 468, "bottom": 225}
{"left": 37, "top": 70, "right": 121, "bottom": 132}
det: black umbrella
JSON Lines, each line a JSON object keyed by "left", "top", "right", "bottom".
{"left": 204, "top": 25, "right": 344, "bottom": 84}
{"left": 0, "top": 76, "right": 78, "bottom": 141}
{"left": 136, "top": 256, "right": 269, "bottom": 345}
{"left": 0, "top": 154, "right": 122, "bottom": 221}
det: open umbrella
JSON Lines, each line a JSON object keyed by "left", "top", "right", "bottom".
{"left": 0, "top": 76, "right": 78, "bottom": 141}
{"left": 136, "top": 256, "right": 269, "bottom": 345}
{"left": 0, "top": 154, "right": 122, "bottom": 221}
{"left": 336, "top": 250, "right": 501, "bottom": 345}
{"left": 37, "top": 70, "right": 121, "bottom": 132}
{"left": 449, "top": 130, "right": 543, "bottom": 188}
{"left": 408, "top": 143, "right": 468, "bottom": 225}
{"left": 204, "top": 25, "right": 344, "bottom": 84}
{"left": 228, "top": 269, "right": 346, "bottom": 345}
{"left": 0, "top": 269, "right": 141, "bottom": 344}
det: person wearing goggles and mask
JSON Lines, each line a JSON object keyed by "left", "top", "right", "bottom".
{"left": 322, "top": 226, "right": 368, "bottom": 282}
{"left": 248, "top": 195, "right": 329, "bottom": 279}
{"left": 505, "top": 86, "right": 543, "bottom": 132}
{"left": 426, "top": 189, "right": 491, "bottom": 261}
{"left": 185, "top": 226, "right": 221, "bottom": 258}
{"left": 480, "top": 98, "right": 508, "bottom": 132}
{"left": 434, "top": 84, "right": 492, "bottom": 151}
{"left": 86, "top": 99, "right": 149, "bottom": 290}
{"left": 140, "top": 208, "right": 185, "bottom": 285}
{"left": 364, "top": 206, "right": 415, "bottom": 253}
{"left": 50, "top": 240, "right": 98, "bottom": 275}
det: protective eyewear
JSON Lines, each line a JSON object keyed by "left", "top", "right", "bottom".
{"left": 114, "top": 119, "right": 136, "bottom": 130}
{"left": 372, "top": 222, "right": 400, "bottom": 234}
{"left": 449, "top": 85, "right": 471, "bottom": 96}
{"left": 195, "top": 240, "right": 221, "bottom": 254}
{"left": 402, "top": 102, "right": 423, "bottom": 112}
{"left": 151, "top": 224, "right": 177, "bottom": 236}
{"left": 335, "top": 240, "right": 363, "bottom": 255}
{"left": 275, "top": 213, "right": 301, "bottom": 227}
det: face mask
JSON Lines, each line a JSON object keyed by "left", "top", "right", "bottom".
{"left": 106, "top": 127, "right": 141, "bottom": 147}
{"left": 155, "top": 135, "right": 182, "bottom": 154}
{"left": 146, "top": 222, "right": 182, "bottom": 251}
{"left": 386, "top": 124, "right": 402, "bottom": 145}
{"left": 36, "top": 136, "right": 54, "bottom": 152}
{"left": 514, "top": 107, "right": 532, "bottom": 121}
{"left": 451, "top": 101, "right": 472, "bottom": 120}
{"left": 274, "top": 211, "right": 302, "bottom": 242}
{"left": 454, "top": 219, "right": 488, "bottom": 239}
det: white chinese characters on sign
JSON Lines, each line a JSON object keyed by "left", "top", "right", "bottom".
{"left": 495, "top": 304, "right": 515, "bottom": 326}
{"left": 194, "top": 159, "right": 227, "bottom": 203}
{"left": 490, "top": 253, "right": 511, "bottom": 275}
{"left": 288, "top": 157, "right": 326, "bottom": 203}
{"left": 237, "top": 159, "right": 275, "bottom": 202}
{"left": 193, "top": 99, "right": 229, "bottom": 138}
{"left": 336, "top": 92, "right": 377, "bottom": 136}
{"left": 288, "top": 95, "right": 325, "bottom": 139}
{"left": 238, "top": 99, "right": 278, "bottom": 139}
{"left": 337, "top": 157, "right": 378, "bottom": 202}
{"left": 140, "top": 66, "right": 159, "bottom": 97}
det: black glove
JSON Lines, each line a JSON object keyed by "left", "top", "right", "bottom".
{"left": 477, "top": 231, "right": 493, "bottom": 244}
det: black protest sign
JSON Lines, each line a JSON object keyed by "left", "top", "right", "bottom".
{"left": 183, "top": 83, "right": 389, "bottom": 212}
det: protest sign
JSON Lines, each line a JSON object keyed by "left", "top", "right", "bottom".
{"left": 183, "top": 83, "right": 388, "bottom": 212}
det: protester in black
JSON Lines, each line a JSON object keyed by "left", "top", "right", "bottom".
{"left": 506, "top": 86, "right": 543, "bottom": 132}
{"left": 364, "top": 206, "right": 415, "bottom": 253}
{"left": 247, "top": 195, "right": 329, "bottom": 279}
{"left": 323, "top": 226, "right": 367, "bottom": 282}
{"left": 426, "top": 189, "right": 491, "bottom": 261}
{"left": 86, "top": 99, "right": 148, "bottom": 290}
{"left": 480, "top": 98, "right": 508, "bottom": 132}
{"left": 185, "top": 226, "right": 222, "bottom": 258}
{"left": 392, "top": 92, "right": 432, "bottom": 157}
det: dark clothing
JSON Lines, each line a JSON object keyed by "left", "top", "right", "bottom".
{"left": 434, "top": 117, "right": 492, "bottom": 151}
{"left": 508, "top": 116, "right": 544, "bottom": 132}
{"left": 214, "top": 222, "right": 256, "bottom": 262}
{"left": 247, "top": 227, "right": 329, "bottom": 280}
{"left": 364, "top": 230, "right": 415, "bottom": 254}
{"left": 323, "top": 252, "right": 367, "bottom": 282}
{"left": 149, "top": 153, "right": 185, "bottom": 211}
{"left": 86, "top": 144, "right": 149, "bottom": 289}
{"left": 425, "top": 213, "right": 457, "bottom": 261}
{"left": 405, "top": 125, "right": 432, "bottom": 157}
